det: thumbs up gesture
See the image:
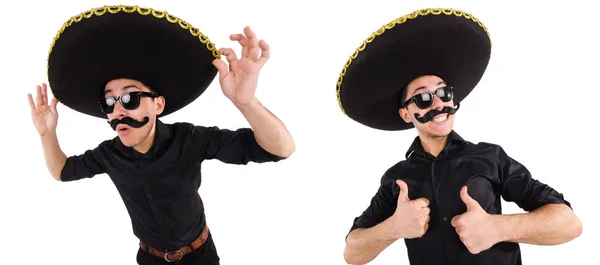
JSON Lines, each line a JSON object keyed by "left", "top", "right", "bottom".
{"left": 388, "top": 179, "right": 431, "bottom": 239}
{"left": 451, "top": 186, "right": 501, "bottom": 254}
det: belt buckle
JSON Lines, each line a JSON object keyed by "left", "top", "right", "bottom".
{"left": 164, "top": 249, "right": 184, "bottom": 262}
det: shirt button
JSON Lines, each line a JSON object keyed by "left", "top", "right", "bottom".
{"left": 443, "top": 217, "right": 448, "bottom": 222}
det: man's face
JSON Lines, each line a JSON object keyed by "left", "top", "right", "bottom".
{"left": 103, "top": 78, "right": 165, "bottom": 147}
{"left": 399, "top": 75, "right": 455, "bottom": 138}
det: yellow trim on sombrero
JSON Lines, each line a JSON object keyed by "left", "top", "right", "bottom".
{"left": 335, "top": 8, "right": 492, "bottom": 116}
{"left": 47, "top": 5, "right": 221, "bottom": 70}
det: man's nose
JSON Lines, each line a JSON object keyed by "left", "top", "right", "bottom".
{"left": 112, "top": 101, "right": 127, "bottom": 117}
{"left": 430, "top": 95, "right": 445, "bottom": 110}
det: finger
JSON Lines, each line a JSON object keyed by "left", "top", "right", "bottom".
{"left": 460, "top": 186, "right": 479, "bottom": 210}
{"left": 256, "top": 40, "right": 270, "bottom": 67}
{"left": 451, "top": 215, "right": 459, "bottom": 227}
{"left": 396, "top": 179, "right": 410, "bottom": 202}
{"left": 229, "top": 33, "right": 249, "bottom": 45}
{"left": 243, "top": 26, "right": 259, "bottom": 47}
{"left": 420, "top": 223, "right": 429, "bottom": 237}
{"left": 230, "top": 33, "right": 249, "bottom": 57}
{"left": 50, "top": 97, "right": 59, "bottom": 113}
{"left": 42, "top": 83, "right": 48, "bottom": 106}
{"left": 243, "top": 26, "right": 260, "bottom": 59}
{"left": 414, "top": 197, "right": 430, "bottom": 208}
{"left": 36, "top": 85, "right": 43, "bottom": 107}
{"left": 28, "top": 93, "right": 36, "bottom": 111}
{"left": 212, "top": 59, "right": 229, "bottom": 80}
{"left": 219, "top": 48, "right": 239, "bottom": 64}
{"left": 421, "top": 206, "right": 431, "bottom": 216}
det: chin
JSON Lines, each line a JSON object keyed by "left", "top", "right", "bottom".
{"left": 119, "top": 138, "right": 136, "bottom": 147}
{"left": 425, "top": 118, "right": 454, "bottom": 137}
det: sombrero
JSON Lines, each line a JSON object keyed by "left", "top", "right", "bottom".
{"left": 47, "top": 5, "right": 220, "bottom": 119}
{"left": 336, "top": 8, "right": 492, "bottom": 131}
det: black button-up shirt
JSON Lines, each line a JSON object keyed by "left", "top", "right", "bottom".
{"left": 348, "top": 130, "right": 570, "bottom": 265}
{"left": 60, "top": 119, "right": 284, "bottom": 250}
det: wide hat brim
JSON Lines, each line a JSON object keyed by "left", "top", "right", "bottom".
{"left": 47, "top": 5, "right": 220, "bottom": 119}
{"left": 336, "top": 8, "right": 492, "bottom": 131}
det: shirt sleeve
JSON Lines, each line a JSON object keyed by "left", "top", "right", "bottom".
{"left": 348, "top": 174, "right": 398, "bottom": 237}
{"left": 496, "top": 146, "right": 571, "bottom": 212}
{"left": 60, "top": 142, "right": 108, "bottom": 182}
{"left": 194, "top": 125, "right": 285, "bottom": 165}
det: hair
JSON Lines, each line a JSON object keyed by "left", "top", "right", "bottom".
{"left": 140, "top": 82, "right": 158, "bottom": 96}
{"left": 397, "top": 84, "right": 410, "bottom": 109}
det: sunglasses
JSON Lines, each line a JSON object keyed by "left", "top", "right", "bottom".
{"left": 402, "top": 86, "right": 454, "bottom": 109}
{"left": 99, "top": 91, "right": 158, "bottom": 114}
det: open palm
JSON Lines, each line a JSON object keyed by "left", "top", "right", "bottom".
{"left": 28, "top": 83, "right": 59, "bottom": 137}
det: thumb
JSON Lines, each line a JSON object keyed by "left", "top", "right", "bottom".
{"left": 212, "top": 59, "right": 228, "bottom": 80}
{"left": 396, "top": 179, "right": 410, "bottom": 202}
{"left": 460, "top": 186, "right": 479, "bottom": 210}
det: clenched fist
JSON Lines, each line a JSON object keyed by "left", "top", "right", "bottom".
{"left": 388, "top": 179, "right": 431, "bottom": 239}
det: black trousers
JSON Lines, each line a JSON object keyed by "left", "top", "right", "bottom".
{"left": 136, "top": 233, "right": 220, "bottom": 265}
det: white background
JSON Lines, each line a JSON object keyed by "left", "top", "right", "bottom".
{"left": 1, "top": 0, "right": 598, "bottom": 264}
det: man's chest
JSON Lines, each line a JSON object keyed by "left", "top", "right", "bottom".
{"left": 103, "top": 143, "right": 202, "bottom": 197}
{"left": 394, "top": 153, "right": 503, "bottom": 213}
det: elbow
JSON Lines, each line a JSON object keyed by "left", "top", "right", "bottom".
{"left": 343, "top": 234, "right": 368, "bottom": 265}
{"left": 278, "top": 141, "right": 296, "bottom": 158}
{"left": 555, "top": 204, "right": 583, "bottom": 243}
{"left": 568, "top": 212, "right": 583, "bottom": 240}
{"left": 268, "top": 138, "right": 296, "bottom": 159}
{"left": 343, "top": 247, "right": 364, "bottom": 265}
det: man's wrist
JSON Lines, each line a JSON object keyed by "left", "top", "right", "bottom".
{"left": 234, "top": 96, "right": 260, "bottom": 112}
{"left": 492, "top": 214, "right": 517, "bottom": 242}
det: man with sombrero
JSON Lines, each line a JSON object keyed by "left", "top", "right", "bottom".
{"left": 27, "top": 5, "right": 294, "bottom": 265}
{"left": 338, "top": 8, "right": 582, "bottom": 265}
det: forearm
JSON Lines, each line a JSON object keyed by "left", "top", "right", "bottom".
{"left": 344, "top": 218, "right": 398, "bottom": 265}
{"left": 497, "top": 203, "right": 582, "bottom": 245}
{"left": 40, "top": 132, "right": 67, "bottom": 181}
{"left": 235, "top": 97, "right": 295, "bottom": 158}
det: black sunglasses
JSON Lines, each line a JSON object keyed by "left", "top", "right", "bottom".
{"left": 402, "top": 86, "right": 454, "bottom": 109}
{"left": 99, "top": 91, "right": 158, "bottom": 114}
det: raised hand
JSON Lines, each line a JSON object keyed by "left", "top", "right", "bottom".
{"left": 28, "top": 83, "right": 59, "bottom": 137}
{"left": 212, "top": 26, "right": 270, "bottom": 106}
{"left": 451, "top": 186, "right": 500, "bottom": 254}
{"left": 388, "top": 179, "right": 431, "bottom": 239}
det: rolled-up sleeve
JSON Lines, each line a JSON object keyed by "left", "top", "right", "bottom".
{"left": 348, "top": 177, "right": 397, "bottom": 236}
{"left": 60, "top": 143, "right": 108, "bottom": 182}
{"left": 497, "top": 146, "right": 571, "bottom": 211}
{"left": 194, "top": 126, "right": 285, "bottom": 165}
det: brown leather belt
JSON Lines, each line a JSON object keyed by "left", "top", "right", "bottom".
{"left": 139, "top": 225, "right": 210, "bottom": 263}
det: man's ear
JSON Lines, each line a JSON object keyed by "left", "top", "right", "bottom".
{"left": 155, "top": 96, "right": 165, "bottom": 115}
{"left": 399, "top": 108, "right": 412, "bottom": 123}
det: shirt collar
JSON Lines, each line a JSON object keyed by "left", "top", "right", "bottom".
{"left": 405, "top": 130, "right": 468, "bottom": 159}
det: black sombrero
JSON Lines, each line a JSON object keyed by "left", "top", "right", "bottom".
{"left": 47, "top": 5, "right": 220, "bottom": 119}
{"left": 336, "top": 8, "right": 492, "bottom": 131}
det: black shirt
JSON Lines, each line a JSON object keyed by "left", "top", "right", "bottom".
{"left": 348, "top": 130, "right": 570, "bottom": 265}
{"left": 60, "top": 119, "right": 284, "bottom": 250}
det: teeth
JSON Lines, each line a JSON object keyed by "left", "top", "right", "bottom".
{"left": 433, "top": 115, "right": 447, "bottom": 123}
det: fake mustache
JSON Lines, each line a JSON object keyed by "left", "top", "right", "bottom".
{"left": 414, "top": 103, "right": 460, "bottom": 124}
{"left": 108, "top": 116, "right": 150, "bottom": 131}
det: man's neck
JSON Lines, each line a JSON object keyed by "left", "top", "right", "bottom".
{"left": 133, "top": 126, "right": 156, "bottom": 155}
{"left": 419, "top": 134, "right": 449, "bottom": 158}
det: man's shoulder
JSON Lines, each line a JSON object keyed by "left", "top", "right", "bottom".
{"left": 379, "top": 160, "right": 411, "bottom": 184}
{"left": 464, "top": 140, "right": 504, "bottom": 154}
{"left": 162, "top": 121, "right": 202, "bottom": 136}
